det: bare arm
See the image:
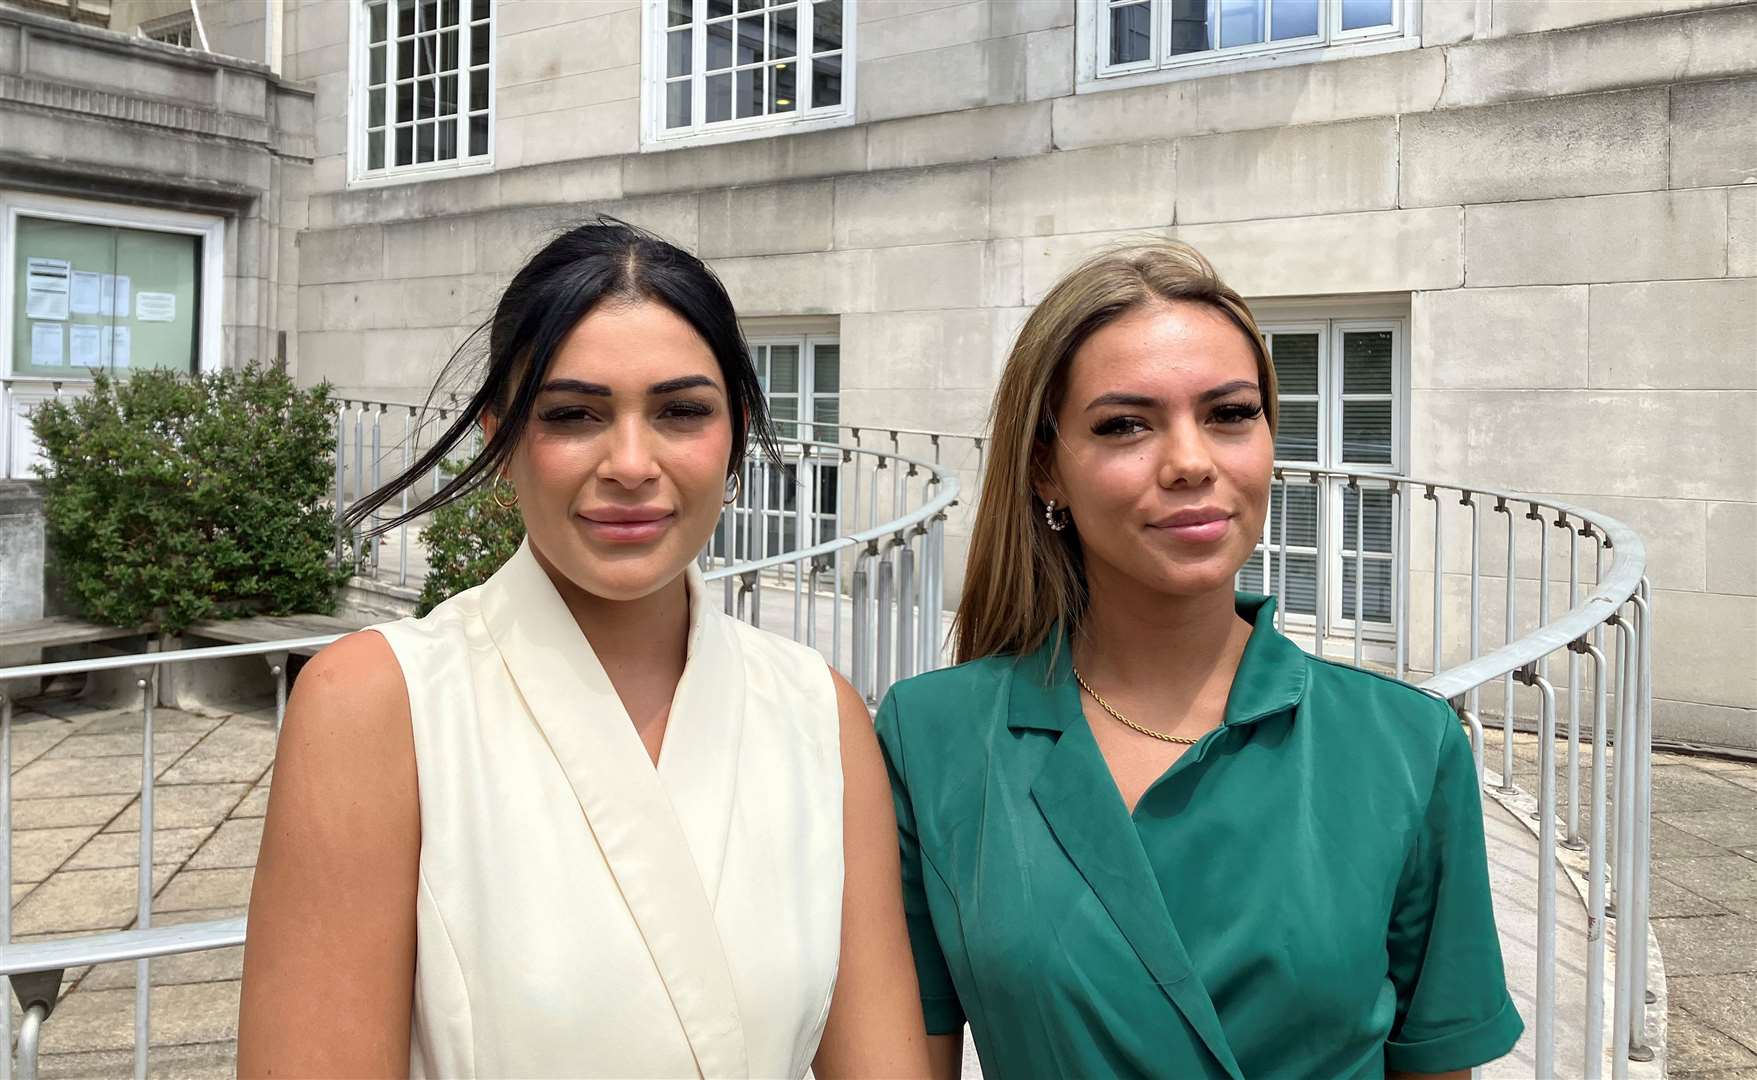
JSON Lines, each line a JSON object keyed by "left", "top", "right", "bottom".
{"left": 811, "top": 670, "right": 932, "bottom": 1079}
{"left": 237, "top": 631, "right": 421, "bottom": 1078}
{"left": 927, "top": 1032, "right": 964, "bottom": 1080}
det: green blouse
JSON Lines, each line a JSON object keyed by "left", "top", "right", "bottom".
{"left": 875, "top": 595, "right": 1523, "bottom": 1079}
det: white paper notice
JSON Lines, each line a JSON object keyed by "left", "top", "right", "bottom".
{"left": 25, "top": 258, "right": 71, "bottom": 321}
{"left": 99, "top": 274, "right": 133, "bottom": 318}
{"left": 70, "top": 271, "right": 103, "bottom": 316}
{"left": 136, "top": 291, "right": 176, "bottom": 322}
{"left": 69, "top": 324, "right": 103, "bottom": 367}
{"left": 111, "top": 326, "right": 132, "bottom": 368}
{"left": 30, "top": 322, "right": 64, "bottom": 367}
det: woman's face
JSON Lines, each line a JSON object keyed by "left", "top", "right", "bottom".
{"left": 488, "top": 299, "right": 734, "bottom": 603}
{"left": 1039, "top": 300, "right": 1273, "bottom": 604}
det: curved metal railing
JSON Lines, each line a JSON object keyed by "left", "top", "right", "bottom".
{"left": 0, "top": 441, "right": 1655, "bottom": 1079}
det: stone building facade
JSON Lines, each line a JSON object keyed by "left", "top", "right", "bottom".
{"left": 2, "top": 0, "right": 1753, "bottom": 746}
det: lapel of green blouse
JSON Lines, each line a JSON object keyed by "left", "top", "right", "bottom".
{"left": 1008, "top": 634, "right": 1246, "bottom": 1080}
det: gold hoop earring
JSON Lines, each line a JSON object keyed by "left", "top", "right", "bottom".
{"left": 492, "top": 479, "right": 518, "bottom": 510}
{"left": 723, "top": 472, "right": 743, "bottom": 505}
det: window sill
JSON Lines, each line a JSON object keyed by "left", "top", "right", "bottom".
{"left": 346, "top": 157, "right": 497, "bottom": 191}
{"left": 640, "top": 110, "right": 855, "bottom": 153}
{"left": 1078, "top": 33, "right": 1420, "bottom": 96}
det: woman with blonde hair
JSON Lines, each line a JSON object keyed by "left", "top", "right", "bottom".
{"left": 875, "top": 242, "right": 1521, "bottom": 1079}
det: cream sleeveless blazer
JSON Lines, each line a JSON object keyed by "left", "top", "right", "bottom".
{"left": 372, "top": 540, "right": 844, "bottom": 1078}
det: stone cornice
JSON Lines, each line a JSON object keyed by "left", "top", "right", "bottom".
{"left": 0, "top": 72, "right": 272, "bottom": 147}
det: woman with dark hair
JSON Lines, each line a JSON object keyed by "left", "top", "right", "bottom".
{"left": 876, "top": 242, "right": 1521, "bottom": 1079}
{"left": 238, "top": 220, "right": 929, "bottom": 1078}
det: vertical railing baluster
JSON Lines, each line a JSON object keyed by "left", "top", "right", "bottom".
{"left": 1352, "top": 480, "right": 1365, "bottom": 668}
{"left": 1498, "top": 498, "right": 1518, "bottom": 794}
{"left": 1564, "top": 515, "right": 1585, "bottom": 850}
{"left": 1275, "top": 470, "right": 1289, "bottom": 634}
{"left": 1312, "top": 475, "right": 1327, "bottom": 657}
{"left": 1611, "top": 611, "right": 1638, "bottom": 1079}
{"left": 1581, "top": 636, "right": 1610, "bottom": 1080}
{"left": 1466, "top": 492, "right": 1482, "bottom": 718}
{"left": 1629, "top": 584, "right": 1655, "bottom": 1061}
{"left": 1428, "top": 485, "right": 1443, "bottom": 681}
{"left": 135, "top": 671, "right": 156, "bottom": 1080}
{"left": 1528, "top": 667, "right": 1560, "bottom": 1080}
{"left": 2, "top": 690, "right": 13, "bottom": 1080}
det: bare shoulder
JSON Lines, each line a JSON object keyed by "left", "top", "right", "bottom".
{"left": 827, "top": 665, "right": 886, "bottom": 778}
{"left": 271, "top": 630, "right": 417, "bottom": 818}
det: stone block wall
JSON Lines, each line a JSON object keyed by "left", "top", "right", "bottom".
{"left": 275, "top": 0, "right": 1756, "bottom": 745}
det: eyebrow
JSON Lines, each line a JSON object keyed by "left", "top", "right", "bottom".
{"left": 539, "top": 374, "right": 720, "bottom": 396}
{"left": 1083, "top": 379, "right": 1260, "bottom": 412}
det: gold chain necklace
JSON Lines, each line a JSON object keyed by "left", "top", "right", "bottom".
{"left": 1072, "top": 666, "right": 1203, "bottom": 745}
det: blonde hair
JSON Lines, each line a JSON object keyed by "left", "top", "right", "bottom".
{"left": 952, "top": 241, "right": 1278, "bottom": 664}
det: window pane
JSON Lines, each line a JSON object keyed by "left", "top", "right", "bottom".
{"left": 397, "top": 0, "right": 415, "bottom": 37}
{"left": 396, "top": 80, "right": 414, "bottom": 122}
{"left": 419, "top": 0, "right": 438, "bottom": 33}
{"left": 1268, "top": 481, "right": 1320, "bottom": 549}
{"left": 811, "top": 54, "right": 840, "bottom": 108}
{"left": 1256, "top": 551, "right": 1319, "bottom": 615}
{"left": 438, "top": 119, "right": 457, "bottom": 159}
{"left": 709, "top": 0, "right": 734, "bottom": 16}
{"left": 735, "top": 16, "right": 763, "bottom": 64}
{"left": 1168, "top": 0, "right": 1211, "bottom": 54}
{"left": 370, "top": 43, "right": 387, "bottom": 83}
{"left": 395, "top": 124, "right": 414, "bottom": 164}
{"left": 470, "top": 24, "right": 489, "bottom": 65}
{"left": 812, "top": 0, "right": 842, "bottom": 51}
{"left": 469, "top": 67, "right": 488, "bottom": 110}
{"left": 439, "top": 73, "right": 458, "bottom": 115}
{"left": 440, "top": 0, "right": 458, "bottom": 27}
{"left": 813, "top": 396, "right": 839, "bottom": 438}
{"left": 669, "top": 0, "right": 692, "bottom": 26}
{"left": 772, "top": 5, "right": 797, "bottom": 57}
{"left": 418, "top": 77, "right": 436, "bottom": 119}
{"left": 1341, "top": 0, "right": 1396, "bottom": 30}
{"left": 1276, "top": 400, "right": 1319, "bottom": 462}
{"left": 417, "top": 37, "right": 435, "bottom": 75}
{"left": 668, "top": 28, "right": 691, "bottom": 77}
{"left": 1341, "top": 556, "right": 1394, "bottom": 622}
{"left": 370, "top": 1, "right": 388, "bottom": 42}
{"left": 1219, "top": 0, "right": 1266, "bottom": 48}
{"left": 1342, "top": 400, "right": 1393, "bottom": 464}
{"left": 771, "top": 61, "right": 796, "bottom": 111}
{"left": 1342, "top": 487, "right": 1394, "bottom": 554}
{"left": 707, "top": 21, "right": 732, "bottom": 69}
{"left": 469, "top": 112, "right": 488, "bottom": 155}
{"left": 1269, "top": 332, "right": 1319, "bottom": 395}
{"left": 1271, "top": 0, "right": 1319, "bottom": 39}
{"left": 417, "top": 121, "right": 435, "bottom": 162}
{"left": 368, "top": 129, "right": 385, "bottom": 169}
{"left": 1109, "top": 2, "right": 1151, "bottom": 65}
{"left": 398, "top": 38, "right": 415, "bottom": 76}
{"left": 1342, "top": 330, "right": 1393, "bottom": 394}
{"left": 735, "top": 67, "right": 762, "bottom": 117}
{"left": 706, "top": 72, "right": 732, "bottom": 121}
{"left": 770, "top": 345, "right": 801, "bottom": 393}
{"left": 771, "top": 396, "right": 799, "bottom": 424}
{"left": 369, "top": 87, "right": 385, "bottom": 126}
{"left": 440, "top": 27, "right": 458, "bottom": 70}
{"left": 813, "top": 343, "right": 838, "bottom": 394}
{"left": 666, "top": 80, "right": 692, "bottom": 127}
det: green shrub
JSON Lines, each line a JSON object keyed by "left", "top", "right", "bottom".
{"left": 416, "top": 478, "right": 525, "bottom": 616}
{"left": 31, "top": 367, "right": 349, "bottom": 632}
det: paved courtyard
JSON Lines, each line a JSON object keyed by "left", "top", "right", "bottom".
{"left": 0, "top": 687, "right": 1751, "bottom": 1077}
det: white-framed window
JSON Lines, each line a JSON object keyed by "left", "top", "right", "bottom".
{"left": 0, "top": 191, "right": 225, "bottom": 479}
{"left": 642, "top": 0, "right": 853, "bottom": 149}
{"left": 1083, "top": 0, "right": 1417, "bottom": 88}
{"left": 140, "top": 12, "right": 197, "bottom": 48}
{"left": 1240, "top": 318, "right": 1406, "bottom": 643}
{"left": 349, "top": 0, "right": 495, "bottom": 187}
{"left": 715, "top": 335, "right": 841, "bottom": 561}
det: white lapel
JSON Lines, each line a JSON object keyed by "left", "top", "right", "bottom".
{"left": 478, "top": 541, "right": 749, "bottom": 1078}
